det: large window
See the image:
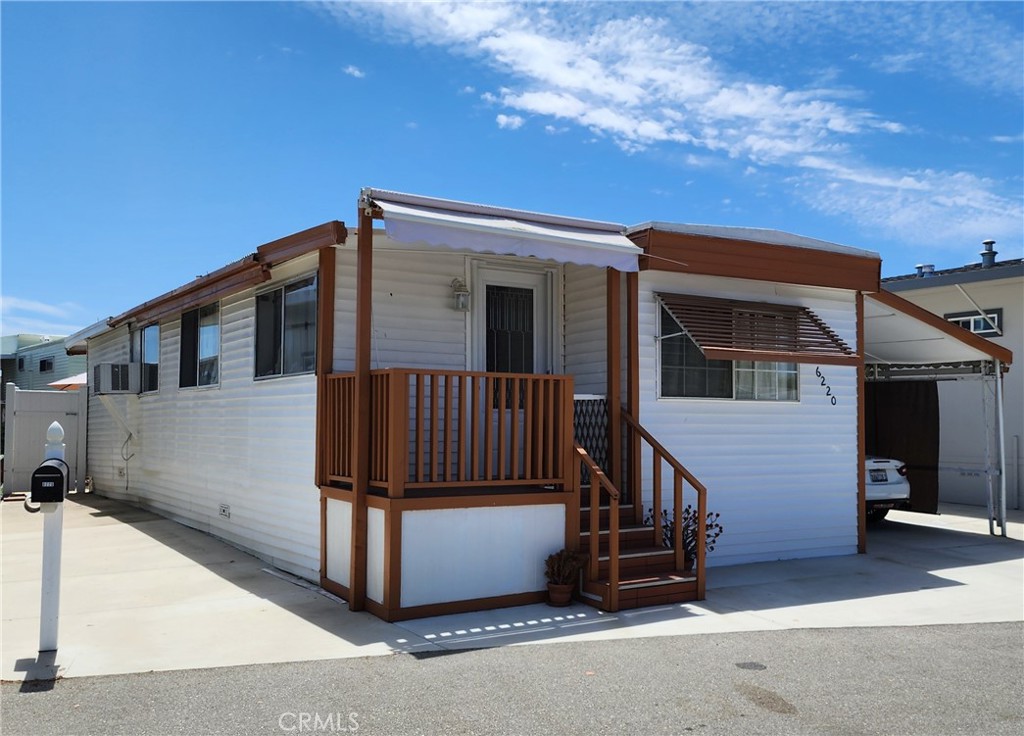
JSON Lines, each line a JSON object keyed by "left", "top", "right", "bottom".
{"left": 945, "top": 308, "right": 1002, "bottom": 337}
{"left": 660, "top": 306, "right": 798, "bottom": 401}
{"left": 255, "top": 276, "right": 317, "bottom": 378}
{"left": 180, "top": 303, "right": 220, "bottom": 388}
{"left": 140, "top": 324, "right": 159, "bottom": 392}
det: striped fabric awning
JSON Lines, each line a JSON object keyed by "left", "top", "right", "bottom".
{"left": 657, "top": 293, "right": 857, "bottom": 365}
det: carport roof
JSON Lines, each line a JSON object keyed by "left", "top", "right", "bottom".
{"left": 864, "top": 290, "right": 1012, "bottom": 366}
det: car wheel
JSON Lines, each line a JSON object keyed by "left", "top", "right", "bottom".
{"left": 867, "top": 508, "right": 889, "bottom": 523}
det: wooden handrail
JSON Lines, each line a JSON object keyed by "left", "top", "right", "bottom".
{"left": 622, "top": 412, "right": 706, "bottom": 494}
{"left": 622, "top": 410, "right": 707, "bottom": 599}
{"left": 575, "top": 443, "right": 620, "bottom": 611}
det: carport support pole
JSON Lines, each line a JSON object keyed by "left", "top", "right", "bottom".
{"left": 39, "top": 422, "right": 65, "bottom": 652}
{"left": 995, "top": 360, "right": 1007, "bottom": 537}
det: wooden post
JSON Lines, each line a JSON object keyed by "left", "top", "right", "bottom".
{"left": 606, "top": 269, "right": 622, "bottom": 492}
{"left": 349, "top": 204, "right": 374, "bottom": 610}
{"left": 856, "top": 291, "right": 867, "bottom": 554}
{"left": 626, "top": 270, "right": 640, "bottom": 518}
{"left": 315, "top": 245, "right": 336, "bottom": 487}
{"left": 388, "top": 370, "right": 408, "bottom": 498}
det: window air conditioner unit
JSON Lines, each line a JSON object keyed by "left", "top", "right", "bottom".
{"left": 93, "top": 363, "right": 140, "bottom": 394}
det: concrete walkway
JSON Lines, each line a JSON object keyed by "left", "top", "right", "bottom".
{"left": 2, "top": 494, "right": 1021, "bottom": 682}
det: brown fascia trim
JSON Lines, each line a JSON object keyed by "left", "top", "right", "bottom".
{"left": 632, "top": 228, "right": 881, "bottom": 293}
{"left": 108, "top": 221, "right": 347, "bottom": 328}
{"left": 869, "top": 289, "right": 1013, "bottom": 366}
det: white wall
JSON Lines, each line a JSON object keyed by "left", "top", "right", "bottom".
{"left": 564, "top": 264, "right": 608, "bottom": 395}
{"left": 333, "top": 240, "right": 470, "bottom": 373}
{"left": 325, "top": 498, "right": 351, "bottom": 587}
{"left": 638, "top": 272, "right": 860, "bottom": 567}
{"left": 891, "top": 277, "right": 1023, "bottom": 509}
{"left": 400, "top": 504, "right": 565, "bottom": 607}
{"left": 333, "top": 237, "right": 609, "bottom": 388}
{"left": 86, "top": 254, "right": 322, "bottom": 580}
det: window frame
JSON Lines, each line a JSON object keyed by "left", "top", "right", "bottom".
{"left": 658, "top": 305, "right": 800, "bottom": 402}
{"left": 179, "top": 302, "right": 221, "bottom": 389}
{"left": 38, "top": 356, "right": 55, "bottom": 373}
{"left": 944, "top": 308, "right": 1002, "bottom": 338}
{"left": 254, "top": 273, "right": 318, "bottom": 380}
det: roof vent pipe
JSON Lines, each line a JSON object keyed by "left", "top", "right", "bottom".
{"left": 980, "top": 239, "right": 997, "bottom": 268}
{"left": 916, "top": 264, "right": 935, "bottom": 277}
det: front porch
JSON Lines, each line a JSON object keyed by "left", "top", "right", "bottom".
{"left": 317, "top": 367, "right": 707, "bottom": 621}
{"left": 313, "top": 188, "right": 708, "bottom": 622}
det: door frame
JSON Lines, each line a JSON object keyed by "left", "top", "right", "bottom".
{"left": 469, "top": 259, "right": 563, "bottom": 374}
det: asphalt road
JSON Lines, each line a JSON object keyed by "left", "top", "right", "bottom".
{"left": 3, "top": 622, "right": 1022, "bottom": 736}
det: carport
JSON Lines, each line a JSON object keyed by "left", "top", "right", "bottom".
{"left": 863, "top": 290, "right": 1013, "bottom": 536}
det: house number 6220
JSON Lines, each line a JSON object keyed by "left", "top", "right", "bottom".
{"left": 815, "top": 366, "right": 837, "bottom": 406}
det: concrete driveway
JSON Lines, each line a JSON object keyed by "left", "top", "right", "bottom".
{"left": 2, "top": 493, "right": 1021, "bottom": 682}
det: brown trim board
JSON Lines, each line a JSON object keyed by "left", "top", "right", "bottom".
{"left": 633, "top": 228, "right": 881, "bottom": 293}
{"left": 109, "top": 221, "right": 347, "bottom": 328}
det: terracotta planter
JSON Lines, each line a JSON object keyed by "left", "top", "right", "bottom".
{"left": 547, "top": 582, "right": 574, "bottom": 607}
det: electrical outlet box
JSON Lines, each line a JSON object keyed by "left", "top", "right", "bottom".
{"left": 116, "top": 466, "right": 126, "bottom": 479}
{"left": 219, "top": 504, "right": 231, "bottom": 519}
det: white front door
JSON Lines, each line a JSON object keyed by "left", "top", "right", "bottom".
{"left": 472, "top": 265, "right": 556, "bottom": 374}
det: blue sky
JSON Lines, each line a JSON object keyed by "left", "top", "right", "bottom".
{"left": 2, "top": 1, "right": 1022, "bottom": 336}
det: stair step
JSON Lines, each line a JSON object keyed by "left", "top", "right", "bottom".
{"left": 581, "top": 571, "right": 698, "bottom": 611}
{"left": 579, "top": 525, "right": 656, "bottom": 551}
{"left": 579, "top": 506, "right": 638, "bottom": 526}
{"left": 595, "top": 546, "right": 678, "bottom": 576}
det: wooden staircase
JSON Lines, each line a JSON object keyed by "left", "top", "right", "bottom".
{"left": 576, "top": 505, "right": 698, "bottom": 611}
{"left": 572, "top": 412, "right": 707, "bottom": 612}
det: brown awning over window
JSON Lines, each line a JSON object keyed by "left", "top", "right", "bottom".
{"left": 657, "top": 293, "right": 858, "bottom": 365}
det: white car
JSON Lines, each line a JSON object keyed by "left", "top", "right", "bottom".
{"left": 865, "top": 456, "right": 910, "bottom": 521}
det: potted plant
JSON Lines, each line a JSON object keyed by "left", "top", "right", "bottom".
{"left": 544, "top": 548, "right": 584, "bottom": 606}
{"left": 645, "top": 505, "right": 724, "bottom": 572}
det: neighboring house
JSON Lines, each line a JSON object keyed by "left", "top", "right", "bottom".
{"left": 1, "top": 334, "right": 87, "bottom": 392}
{"left": 883, "top": 247, "right": 1023, "bottom": 511}
{"left": 79, "top": 188, "right": 1012, "bottom": 622}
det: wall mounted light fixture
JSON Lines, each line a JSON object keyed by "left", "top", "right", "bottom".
{"left": 450, "top": 277, "right": 470, "bottom": 311}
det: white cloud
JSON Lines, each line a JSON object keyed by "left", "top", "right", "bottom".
{"left": 795, "top": 165, "right": 1023, "bottom": 250}
{"left": 496, "top": 114, "right": 524, "bottom": 130}
{"left": 991, "top": 133, "right": 1024, "bottom": 144}
{"left": 870, "top": 52, "right": 924, "bottom": 74}
{"left": 343, "top": 64, "right": 366, "bottom": 78}
{"left": 1, "top": 296, "right": 92, "bottom": 336}
{"left": 459, "top": 85, "right": 476, "bottom": 94}
{"left": 316, "top": 2, "right": 1021, "bottom": 250}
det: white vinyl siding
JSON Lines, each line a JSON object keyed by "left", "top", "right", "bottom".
{"left": 333, "top": 240, "right": 470, "bottom": 373}
{"left": 564, "top": 264, "right": 608, "bottom": 395}
{"left": 639, "top": 271, "right": 859, "bottom": 567}
{"left": 85, "top": 254, "right": 322, "bottom": 580}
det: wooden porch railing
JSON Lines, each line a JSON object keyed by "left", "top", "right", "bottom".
{"left": 322, "top": 369, "right": 574, "bottom": 495}
{"left": 575, "top": 443, "right": 620, "bottom": 611}
{"left": 623, "top": 411, "right": 708, "bottom": 598}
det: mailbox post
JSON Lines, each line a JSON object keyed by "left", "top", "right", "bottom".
{"left": 32, "top": 421, "right": 68, "bottom": 652}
